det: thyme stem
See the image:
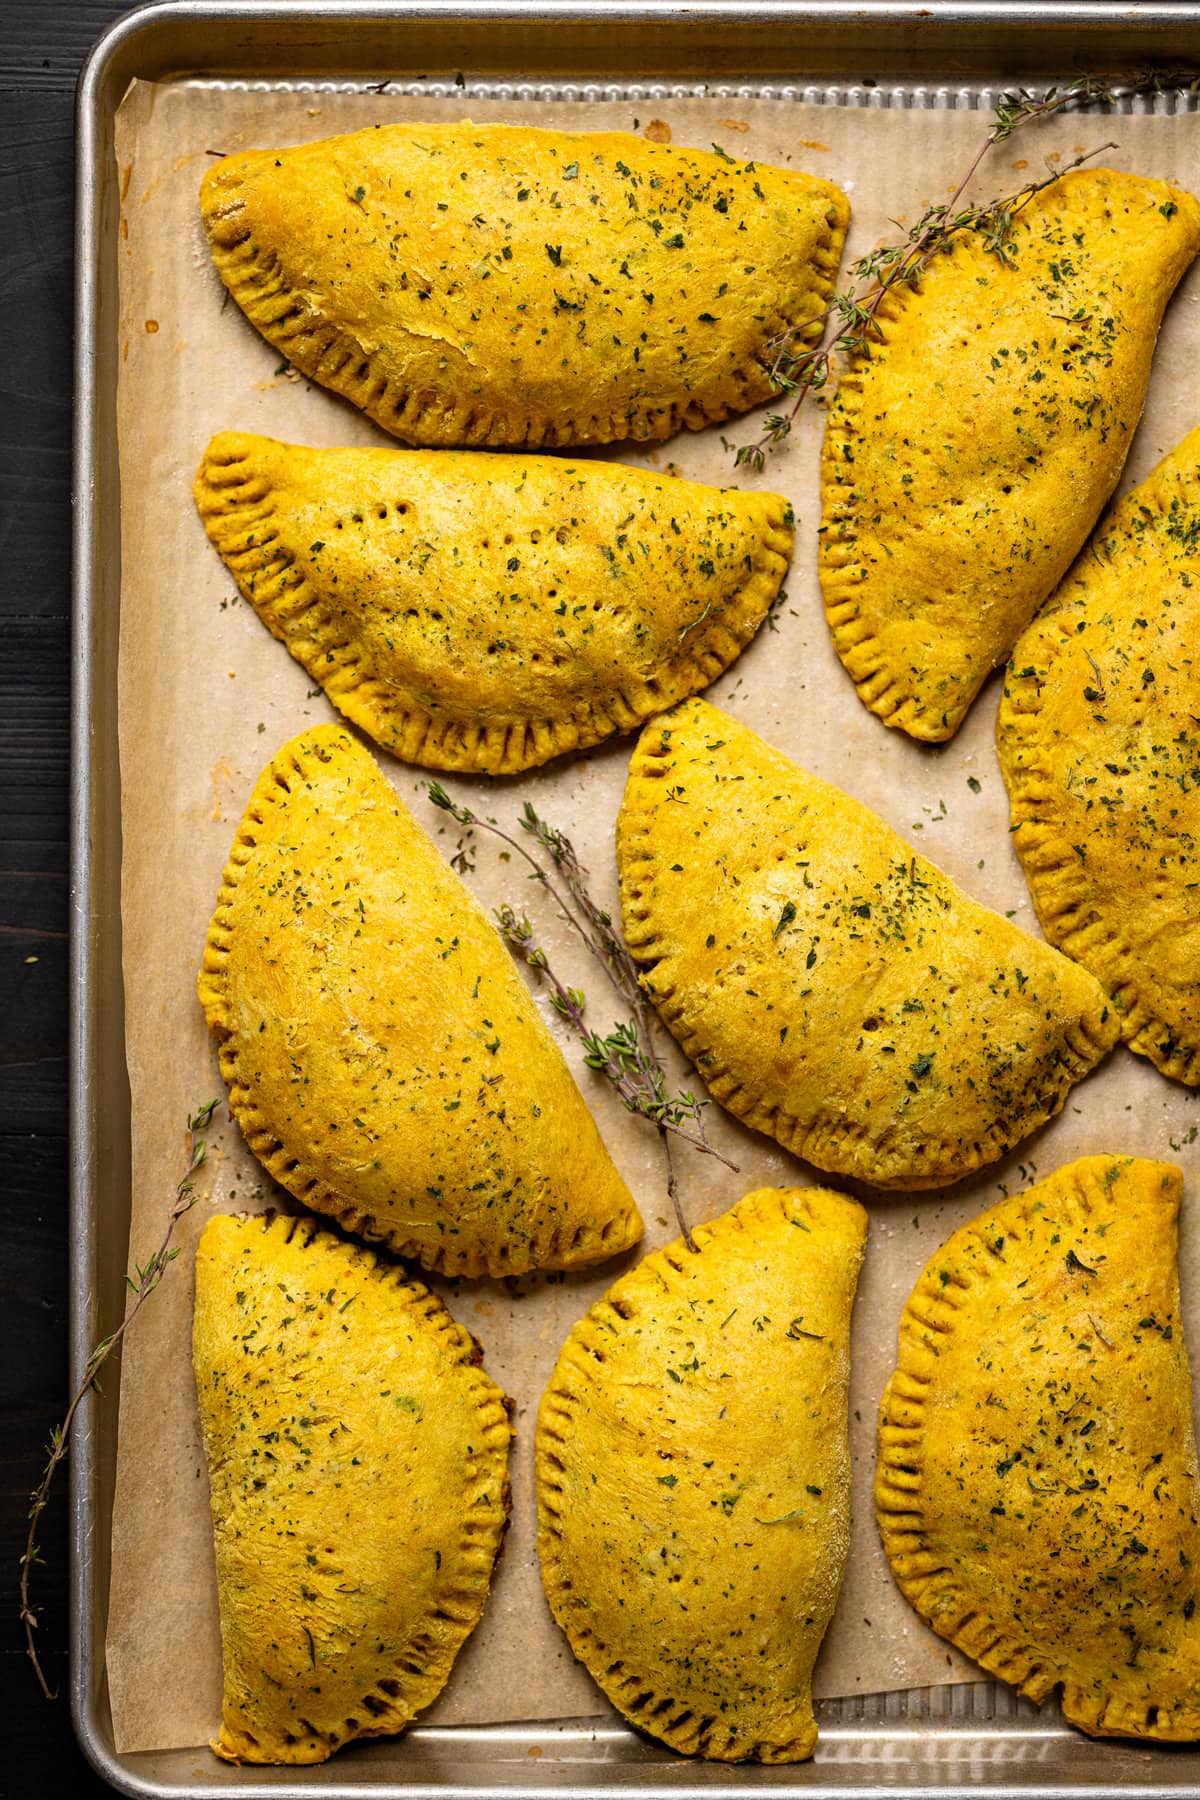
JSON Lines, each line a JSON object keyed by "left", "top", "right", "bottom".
{"left": 20, "top": 1099, "right": 220, "bottom": 1699}
{"left": 436, "top": 786, "right": 631, "bottom": 1008}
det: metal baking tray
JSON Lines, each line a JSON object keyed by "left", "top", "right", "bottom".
{"left": 72, "top": 2, "right": 1200, "bottom": 1793}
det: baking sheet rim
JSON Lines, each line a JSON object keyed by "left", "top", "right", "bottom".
{"left": 70, "top": 3, "right": 1200, "bottom": 1794}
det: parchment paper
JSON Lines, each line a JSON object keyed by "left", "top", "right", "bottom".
{"left": 106, "top": 76, "right": 1200, "bottom": 1756}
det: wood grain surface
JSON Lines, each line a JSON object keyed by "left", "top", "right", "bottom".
{"left": 2, "top": 6, "right": 123, "bottom": 1788}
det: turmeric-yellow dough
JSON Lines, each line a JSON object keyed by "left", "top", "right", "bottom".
{"left": 200, "top": 121, "right": 849, "bottom": 447}
{"left": 193, "top": 1211, "right": 512, "bottom": 1763}
{"left": 877, "top": 1154, "right": 1200, "bottom": 1742}
{"left": 617, "top": 697, "right": 1118, "bottom": 1190}
{"left": 822, "top": 168, "right": 1200, "bottom": 740}
{"left": 998, "top": 423, "right": 1200, "bottom": 1084}
{"left": 198, "top": 725, "right": 641, "bottom": 1275}
{"left": 537, "top": 1184, "right": 866, "bottom": 1761}
{"left": 195, "top": 431, "right": 793, "bottom": 774}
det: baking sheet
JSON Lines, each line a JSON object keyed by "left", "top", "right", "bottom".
{"left": 105, "top": 76, "right": 1200, "bottom": 1756}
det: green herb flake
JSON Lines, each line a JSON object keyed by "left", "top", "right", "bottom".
{"left": 772, "top": 900, "right": 797, "bottom": 939}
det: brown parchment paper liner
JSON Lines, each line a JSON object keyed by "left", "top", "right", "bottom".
{"left": 107, "top": 77, "right": 1200, "bottom": 1756}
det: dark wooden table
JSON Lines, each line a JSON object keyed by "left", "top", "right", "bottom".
{"left": 3, "top": 3, "right": 135, "bottom": 1788}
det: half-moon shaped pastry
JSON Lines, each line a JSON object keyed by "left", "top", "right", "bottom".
{"left": 537, "top": 1183, "right": 866, "bottom": 1762}
{"left": 617, "top": 697, "right": 1118, "bottom": 1190}
{"left": 821, "top": 168, "right": 1200, "bottom": 741}
{"left": 200, "top": 121, "right": 849, "bottom": 448}
{"left": 194, "top": 1211, "right": 512, "bottom": 1763}
{"left": 877, "top": 1155, "right": 1200, "bottom": 1742}
{"left": 195, "top": 432, "right": 793, "bottom": 775}
{"left": 198, "top": 725, "right": 641, "bottom": 1276}
{"left": 998, "top": 425, "right": 1200, "bottom": 1085}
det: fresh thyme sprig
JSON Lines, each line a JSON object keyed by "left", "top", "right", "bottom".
{"left": 734, "top": 68, "right": 1198, "bottom": 470}
{"left": 20, "top": 1099, "right": 221, "bottom": 1699}
{"left": 991, "top": 69, "right": 1200, "bottom": 141}
{"left": 495, "top": 904, "right": 725, "bottom": 1161}
{"left": 427, "top": 783, "right": 737, "bottom": 1248}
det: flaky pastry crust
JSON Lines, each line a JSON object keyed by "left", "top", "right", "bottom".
{"left": 821, "top": 169, "right": 1200, "bottom": 741}
{"left": 200, "top": 121, "right": 849, "bottom": 448}
{"left": 998, "top": 424, "right": 1200, "bottom": 1084}
{"left": 617, "top": 697, "right": 1118, "bottom": 1190}
{"left": 537, "top": 1184, "right": 866, "bottom": 1761}
{"left": 877, "top": 1155, "right": 1200, "bottom": 1742}
{"left": 198, "top": 725, "right": 641, "bottom": 1276}
{"left": 194, "top": 1211, "right": 512, "bottom": 1763}
{"left": 195, "top": 431, "right": 793, "bottom": 774}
